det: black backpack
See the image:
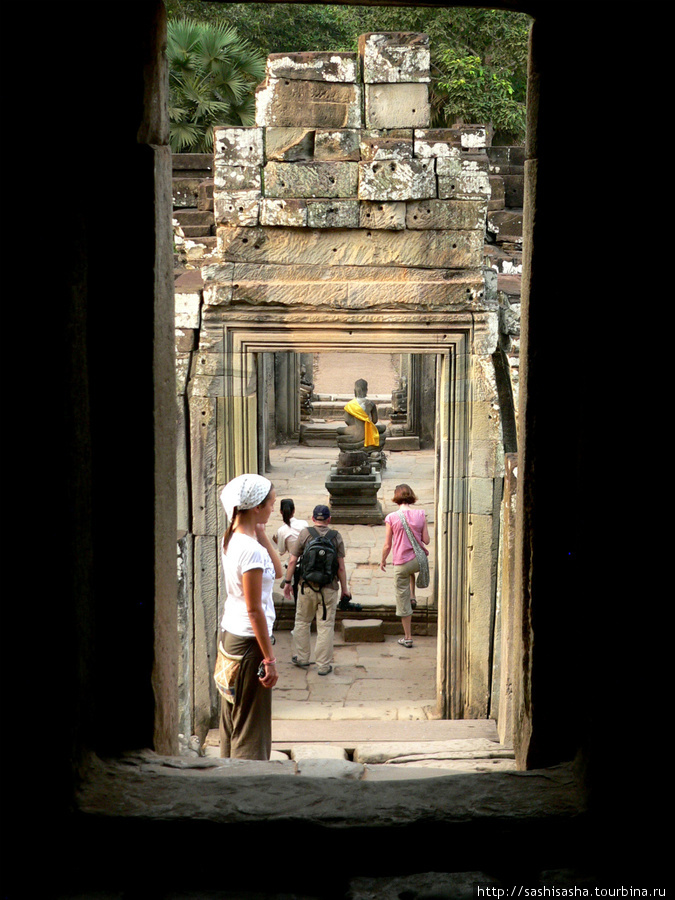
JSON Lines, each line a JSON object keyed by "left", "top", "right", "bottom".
{"left": 297, "top": 527, "right": 339, "bottom": 619}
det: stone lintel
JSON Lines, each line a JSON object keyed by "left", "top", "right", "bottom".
{"left": 222, "top": 279, "right": 486, "bottom": 312}
{"left": 203, "top": 262, "right": 487, "bottom": 312}
{"left": 216, "top": 226, "right": 484, "bottom": 269}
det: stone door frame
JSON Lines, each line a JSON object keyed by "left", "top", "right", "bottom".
{"left": 205, "top": 308, "right": 491, "bottom": 719}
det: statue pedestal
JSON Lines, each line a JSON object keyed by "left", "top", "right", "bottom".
{"left": 325, "top": 459, "right": 384, "bottom": 525}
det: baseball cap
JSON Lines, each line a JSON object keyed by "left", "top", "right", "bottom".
{"left": 312, "top": 504, "right": 331, "bottom": 521}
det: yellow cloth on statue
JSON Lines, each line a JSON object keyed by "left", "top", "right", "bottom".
{"left": 344, "top": 399, "right": 379, "bottom": 447}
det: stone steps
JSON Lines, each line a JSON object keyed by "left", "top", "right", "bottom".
{"left": 204, "top": 718, "right": 516, "bottom": 771}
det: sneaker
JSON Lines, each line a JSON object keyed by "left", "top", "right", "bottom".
{"left": 292, "top": 656, "right": 310, "bottom": 668}
{"left": 318, "top": 664, "right": 333, "bottom": 675}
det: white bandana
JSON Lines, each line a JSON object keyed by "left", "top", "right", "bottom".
{"left": 220, "top": 474, "right": 272, "bottom": 520}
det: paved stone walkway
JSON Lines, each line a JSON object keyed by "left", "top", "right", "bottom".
{"left": 204, "top": 444, "right": 514, "bottom": 767}
{"left": 266, "top": 443, "right": 436, "bottom": 611}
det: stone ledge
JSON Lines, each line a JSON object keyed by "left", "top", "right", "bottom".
{"left": 76, "top": 751, "right": 586, "bottom": 825}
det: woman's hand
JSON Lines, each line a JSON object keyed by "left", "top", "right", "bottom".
{"left": 379, "top": 559, "right": 387, "bottom": 572}
{"left": 259, "top": 660, "right": 278, "bottom": 688}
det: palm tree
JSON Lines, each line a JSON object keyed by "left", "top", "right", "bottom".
{"left": 167, "top": 17, "right": 266, "bottom": 153}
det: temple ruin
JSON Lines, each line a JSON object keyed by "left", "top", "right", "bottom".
{"left": 174, "top": 33, "right": 524, "bottom": 743}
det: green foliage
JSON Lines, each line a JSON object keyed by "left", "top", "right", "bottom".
{"left": 167, "top": 17, "right": 266, "bottom": 153}
{"left": 436, "top": 53, "right": 527, "bottom": 143}
{"left": 165, "top": 3, "right": 530, "bottom": 145}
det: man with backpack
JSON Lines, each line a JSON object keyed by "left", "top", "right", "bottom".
{"left": 282, "top": 504, "right": 359, "bottom": 675}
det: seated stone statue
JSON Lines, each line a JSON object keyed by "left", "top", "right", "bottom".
{"left": 336, "top": 379, "right": 387, "bottom": 453}
{"left": 390, "top": 374, "right": 408, "bottom": 422}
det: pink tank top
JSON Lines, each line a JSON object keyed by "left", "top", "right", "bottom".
{"left": 386, "top": 508, "right": 428, "bottom": 566}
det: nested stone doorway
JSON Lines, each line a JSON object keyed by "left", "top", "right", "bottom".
{"left": 181, "top": 309, "right": 503, "bottom": 737}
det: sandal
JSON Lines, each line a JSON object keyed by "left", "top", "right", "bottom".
{"left": 398, "top": 638, "right": 413, "bottom": 648}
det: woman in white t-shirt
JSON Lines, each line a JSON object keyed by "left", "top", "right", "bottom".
{"left": 218, "top": 474, "right": 282, "bottom": 760}
{"left": 274, "top": 499, "right": 308, "bottom": 602}
{"left": 273, "top": 499, "right": 309, "bottom": 557}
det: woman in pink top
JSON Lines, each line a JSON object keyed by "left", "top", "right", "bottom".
{"left": 380, "top": 484, "right": 430, "bottom": 648}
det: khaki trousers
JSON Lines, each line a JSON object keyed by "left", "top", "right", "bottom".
{"left": 291, "top": 583, "right": 339, "bottom": 668}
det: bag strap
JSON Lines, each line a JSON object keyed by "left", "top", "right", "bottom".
{"left": 397, "top": 510, "right": 422, "bottom": 552}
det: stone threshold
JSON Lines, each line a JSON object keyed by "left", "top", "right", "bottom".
{"left": 76, "top": 750, "right": 585, "bottom": 824}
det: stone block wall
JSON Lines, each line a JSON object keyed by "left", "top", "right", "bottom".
{"left": 206, "top": 33, "right": 491, "bottom": 301}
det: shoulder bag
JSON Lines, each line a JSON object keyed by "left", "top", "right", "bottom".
{"left": 397, "top": 511, "right": 430, "bottom": 589}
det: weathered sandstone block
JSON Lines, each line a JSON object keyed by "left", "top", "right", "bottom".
{"left": 458, "top": 125, "right": 488, "bottom": 149}
{"left": 208, "top": 262, "right": 488, "bottom": 312}
{"left": 359, "top": 201, "right": 406, "bottom": 230}
{"left": 364, "top": 83, "right": 430, "bottom": 129}
{"left": 414, "top": 129, "right": 462, "bottom": 158}
{"left": 406, "top": 199, "right": 487, "bottom": 231}
{"left": 314, "top": 129, "right": 361, "bottom": 161}
{"left": 172, "top": 153, "right": 213, "bottom": 178}
{"left": 306, "top": 199, "right": 360, "bottom": 229}
{"left": 266, "top": 51, "right": 358, "bottom": 83}
{"left": 487, "top": 209, "right": 523, "bottom": 242}
{"left": 502, "top": 174, "right": 524, "bottom": 207}
{"left": 360, "top": 129, "right": 413, "bottom": 161}
{"left": 342, "top": 619, "right": 385, "bottom": 642}
{"left": 213, "top": 127, "right": 264, "bottom": 167}
{"left": 488, "top": 176, "right": 505, "bottom": 210}
{"left": 359, "top": 158, "right": 435, "bottom": 201}
{"left": 256, "top": 78, "right": 362, "bottom": 128}
{"left": 201, "top": 262, "right": 235, "bottom": 287}
{"left": 202, "top": 283, "right": 234, "bottom": 308}
{"left": 359, "top": 33, "right": 430, "bottom": 83}
{"left": 260, "top": 198, "right": 308, "bottom": 227}
{"left": 265, "top": 127, "right": 315, "bottom": 162}
{"left": 437, "top": 157, "right": 491, "bottom": 200}
{"left": 197, "top": 180, "right": 214, "bottom": 211}
{"left": 173, "top": 178, "right": 202, "bottom": 208}
{"left": 211, "top": 268, "right": 486, "bottom": 312}
{"left": 217, "top": 226, "right": 484, "bottom": 269}
{"left": 175, "top": 290, "right": 201, "bottom": 329}
{"left": 214, "top": 164, "right": 261, "bottom": 193}
{"left": 264, "top": 161, "right": 358, "bottom": 198}
{"left": 213, "top": 193, "right": 260, "bottom": 227}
